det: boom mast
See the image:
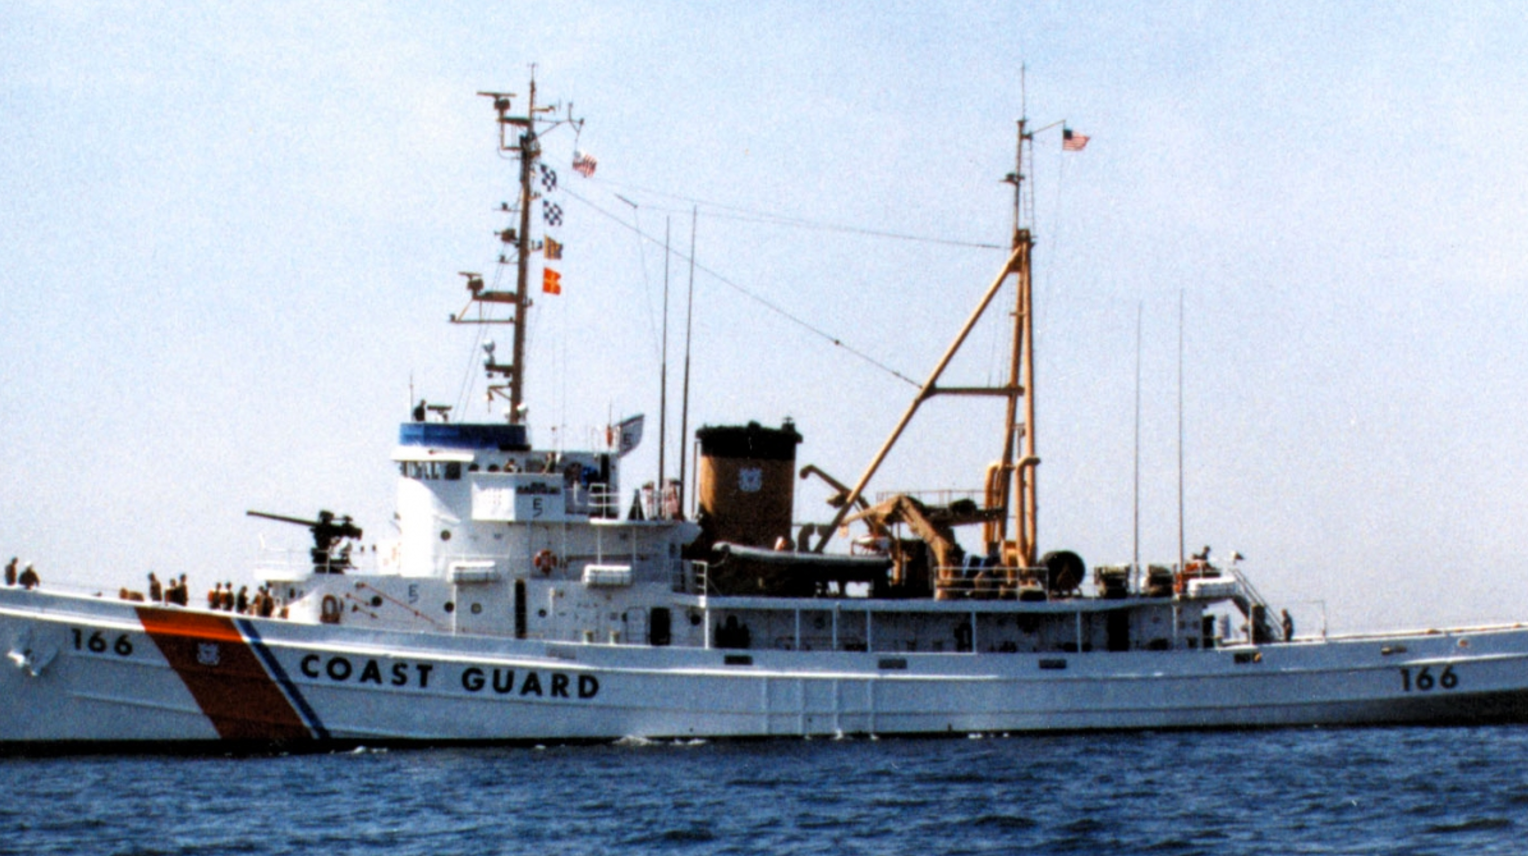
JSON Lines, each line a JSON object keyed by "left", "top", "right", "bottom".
{"left": 1000, "top": 118, "right": 1039, "bottom": 568}
{"left": 812, "top": 120, "right": 1041, "bottom": 569}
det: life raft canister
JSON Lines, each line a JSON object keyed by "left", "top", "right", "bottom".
{"left": 1175, "top": 560, "right": 1209, "bottom": 595}
{"left": 533, "top": 549, "right": 558, "bottom": 574}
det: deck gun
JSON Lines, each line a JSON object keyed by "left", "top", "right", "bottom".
{"left": 246, "top": 509, "right": 363, "bottom": 574}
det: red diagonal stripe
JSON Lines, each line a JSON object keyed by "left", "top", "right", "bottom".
{"left": 137, "top": 607, "right": 311, "bottom": 742}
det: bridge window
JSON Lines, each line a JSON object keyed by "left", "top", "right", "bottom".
{"left": 398, "top": 461, "right": 462, "bottom": 480}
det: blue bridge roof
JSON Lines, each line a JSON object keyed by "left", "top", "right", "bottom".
{"left": 398, "top": 422, "right": 530, "bottom": 451}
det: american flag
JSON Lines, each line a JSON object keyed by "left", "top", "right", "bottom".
{"left": 1062, "top": 128, "right": 1090, "bottom": 152}
{"left": 572, "top": 149, "right": 598, "bottom": 178}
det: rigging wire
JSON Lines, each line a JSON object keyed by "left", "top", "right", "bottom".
{"left": 584, "top": 178, "right": 1006, "bottom": 251}
{"left": 1033, "top": 133, "right": 1069, "bottom": 350}
{"left": 561, "top": 184, "right": 922, "bottom": 388}
{"left": 556, "top": 264, "right": 568, "bottom": 450}
{"left": 618, "top": 196, "right": 663, "bottom": 364}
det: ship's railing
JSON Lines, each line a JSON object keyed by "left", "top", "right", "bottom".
{"left": 566, "top": 483, "right": 620, "bottom": 519}
{"left": 1223, "top": 563, "right": 1285, "bottom": 643}
{"left": 251, "top": 546, "right": 379, "bottom": 578}
{"left": 1226, "top": 563, "right": 1269, "bottom": 611}
{"left": 1281, "top": 599, "right": 1328, "bottom": 642}
{"left": 933, "top": 564, "right": 1058, "bottom": 600}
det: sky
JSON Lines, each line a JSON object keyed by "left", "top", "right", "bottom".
{"left": 2, "top": 1, "right": 1526, "bottom": 632}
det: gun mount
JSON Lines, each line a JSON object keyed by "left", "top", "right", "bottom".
{"left": 247, "top": 509, "right": 363, "bottom": 574}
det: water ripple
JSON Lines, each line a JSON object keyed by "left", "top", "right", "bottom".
{"left": 3, "top": 727, "right": 1528, "bottom": 854}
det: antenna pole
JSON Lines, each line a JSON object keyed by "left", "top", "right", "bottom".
{"left": 1012, "top": 117, "right": 1024, "bottom": 239}
{"left": 1133, "top": 301, "right": 1142, "bottom": 592}
{"left": 658, "top": 217, "right": 671, "bottom": 516}
{"left": 1177, "top": 289, "right": 1186, "bottom": 573}
{"left": 678, "top": 206, "right": 698, "bottom": 520}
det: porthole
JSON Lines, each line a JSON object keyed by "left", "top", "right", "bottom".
{"left": 440, "top": 530, "right": 452, "bottom": 541}
{"left": 470, "top": 603, "right": 483, "bottom": 615}
{"left": 444, "top": 601, "right": 455, "bottom": 613}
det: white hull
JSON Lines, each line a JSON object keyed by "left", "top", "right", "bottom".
{"left": 6, "top": 588, "right": 1528, "bottom": 750}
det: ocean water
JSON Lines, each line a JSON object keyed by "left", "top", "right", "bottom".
{"left": 2, "top": 727, "right": 1525, "bottom": 855}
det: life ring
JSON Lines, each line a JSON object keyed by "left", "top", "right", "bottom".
{"left": 533, "top": 549, "right": 558, "bottom": 574}
{"left": 320, "top": 594, "right": 343, "bottom": 625}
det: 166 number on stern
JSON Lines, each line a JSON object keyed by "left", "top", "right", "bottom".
{"left": 1399, "top": 664, "right": 1458, "bottom": 692}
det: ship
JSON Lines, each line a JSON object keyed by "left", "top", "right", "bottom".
{"left": 5, "top": 82, "right": 1528, "bottom": 752}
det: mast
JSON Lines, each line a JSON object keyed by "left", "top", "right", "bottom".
{"left": 508, "top": 78, "right": 537, "bottom": 423}
{"left": 997, "top": 117, "right": 1039, "bottom": 568}
{"left": 467, "top": 72, "right": 581, "bottom": 423}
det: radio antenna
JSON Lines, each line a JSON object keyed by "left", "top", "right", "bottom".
{"left": 1133, "top": 301, "right": 1143, "bottom": 591}
{"left": 678, "top": 206, "right": 698, "bottom": 519}
{"left": 1176, "top": 289, "right": 1186, "bottom": 573}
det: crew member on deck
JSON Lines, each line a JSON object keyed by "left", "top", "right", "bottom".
{"left": 4, "top": 557, "right": 16, "bottom": 586}
{"left": 255, "top": 585, "right": 274, "bottom": 618}
{"left": 1281, "top": 609, "right": 1295, "bottom": 642}
{"left": 148, "top": 572, "right": 163, "bottom": 603}
{"left": 18, "top": 563, "right": 39, "bottom": 590}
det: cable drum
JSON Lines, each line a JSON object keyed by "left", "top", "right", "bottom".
{"left": 1041, "top": 550, "right": 1086, "bottom": 595}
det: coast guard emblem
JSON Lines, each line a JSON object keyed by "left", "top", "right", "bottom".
{"left": 739, "top": 467, "right": 763, "bottom": 493}
{"left": 197, "top": 642, "right": 221, "bottom": 667}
